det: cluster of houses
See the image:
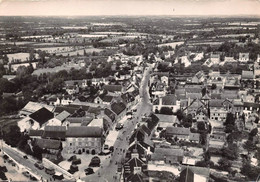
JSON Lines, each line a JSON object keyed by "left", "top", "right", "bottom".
{"left": 122, "top": 58, "right": 260, "bottom": 181}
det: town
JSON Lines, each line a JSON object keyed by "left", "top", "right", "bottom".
{"left": 0, "top": 15, "right": 260, "bottom": 182}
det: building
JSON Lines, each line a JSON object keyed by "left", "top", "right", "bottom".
{"left": 239, "top": 53, "right": 249, "bottom": 62}
{"left": 63, "top": 126, "right": 103, "bottom": 154}
{"left": 153, "top": 94, "right": 180, "bottom": 113}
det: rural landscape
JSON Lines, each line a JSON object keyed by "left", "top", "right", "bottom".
{"left": 0, "top": 3, "right": 260, "bottom": 182}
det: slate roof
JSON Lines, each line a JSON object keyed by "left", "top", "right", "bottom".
{"left": 29, "top": 107, "right": 54, "bottom": 126}
{"left": 35, "top": 138, "right": 61, "bottom": 150}
{"left": 209, "top": 99, "right": 224, "bottom": 108}
{"left": 242, "top": 70, "right": 254, "bottom": 80}
{"left": 180, "top": 166, "right": 210, "bottom": 182}
{"left": 104, "top": 108, "right": 116, "bottom": 121}
{"left": 155, "top": 114, "right": 178, "bottom": 123}
{"left": 166, "top": 127, "right": 190, "bottom": 136}
{"left": 189, "top": 133, "right": 200, "bottom": 141}
{"left": 42, "top": 126, "right": 66, "bottom": 140}
{"left": 151, "top": 148, "right": 184, "bottom": 161}
{"left": 55, "top": 111, "right": 70, "bottom": 122}
{"left": 102, "top": 85, "right": 122, "bottom": 92}
{"left": 21, "top": 101, "right": 54, "bottom": 114}
{"left": 28, "top": 129, "right": 44, "bottom": 137}
{"left": 111, "top": 102, "right": 126, "bottom": 115}
{"left": 126, "top": 172, "right": 147, "bottom": 182}
{"left": 100, "top": 95, "right": 114, "bottom": 102}
{"left": 147, "top": 114, "right": 160, "bottom": 131}
{"left": 66, "top": 126, "right": 102, "bottom": 138}
{"left": 162, "top": 95, "right": 177, "bottom": 105}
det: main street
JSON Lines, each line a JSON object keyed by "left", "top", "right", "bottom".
{"left": 83, "top": 66, "right": 153, "bottom": 182}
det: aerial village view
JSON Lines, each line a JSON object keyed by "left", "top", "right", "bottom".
{"left": 0, "top": 0, "right": 260, "bottom": 182}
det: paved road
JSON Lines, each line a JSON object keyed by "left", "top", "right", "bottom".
{"left": 1, "top": 142, "right": 53, "bottom": 181}
{"left": 83, "top": 66, "right": 152, "bottom": 182}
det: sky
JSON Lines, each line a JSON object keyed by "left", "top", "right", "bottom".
{"left": 0, "top": 0, "right": 260, "bottom": 16}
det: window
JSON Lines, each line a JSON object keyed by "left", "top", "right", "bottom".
{"left": 70, "top": 143, "right": 72, "bottom": 146}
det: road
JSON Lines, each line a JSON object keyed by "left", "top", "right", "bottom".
{"left": 83, "top": 66, "right": 152, "bottom": 182}
{"left": 1, "top": 142, "right": 53, "bottom": 182}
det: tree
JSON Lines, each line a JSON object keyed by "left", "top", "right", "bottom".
{"left": 201, "top": 87, "right": 207, "bottom": 96}
{"left": 3, "top": 125, "right": 21, "bottom": 147}
{"left": 211, "top": 83, "right": 217, "bottom": 90}
{"left": 249, "top": 128, "right": 258, "bottom": 138}
{"left": 197, "top": 122, "right": 206, "bottom": 131}
{"left": 241, "top": 162, "right": 260, "bottom": 180}
{"left": 222, "top": 144, "right": 238, "bottom": 160}
{"left": 160, "top": 107, "right": 174, "bottom": 115}
{"left": 176, "top": 109, "right": 184, "bottom": 121}
{"left": 243, "top": 140, "right": 257, "bottom": 154}
{"left": 218, "top": 158, "right": 231, "bottom": 171}
{"left": 224, "top": 113, "right": 235, "bottom": 126}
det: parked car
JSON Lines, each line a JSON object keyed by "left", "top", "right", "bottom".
{"left": 68, "top": 155, "right": 77, "bottom": 162}
{"left": 34, "top": 162, "right": 44, "bottom": 170}
{"left": 85, "top": 168, "right": 94, "bottom": 175}
{"left": 89, "top": 156, "right": 101, "bottom": 167}
{"left": 115, "top": 123, "right": 124, "bottom": 131}
{"left": 22, "top": 171, "right": 30, "bottom": 177}
{"left": 30, "top": 176, "right": 38, "bottom": 181}
{"left": 45, "top": 167, "right": 55, "bottom": 175}
{"left": 72, "top": 158, "right": 81, "bottom": 165}
{"left": 53, "top": 172, "right": 64, "bottom": 180}
{"left": 117, "top": 163, "right": 122, "bottom": 172}
{"left": 23, "top": 155, "right": 28, "bottom": 159}
{"left": 126, "top": 111, "right": 132, "bottom": 115}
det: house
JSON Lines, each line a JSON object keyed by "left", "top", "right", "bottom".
{"left": 94, "top": 94, "right": 114, "bottom": 105}
{"left": 102, "top": 84, "right": 124, "bottom": 96}
{"left": 151, "top": 148, "right": 184, "bottom": 164}
{"left": 42, "top": 126, "right": 67, "bottom": 140}
{"left": 19, "top": 101, "right": 54, "bottom": 117}
{"left": 18, "top": 107, "right": 54, "bottom": 132}
{"left": 66, "top": 85, "right": 79, "bottom": 95}
{"left": 210, "top": 53, "right": 220, "bottom": 65}
{"left": 110, "top": 102, "right": 126, "bottom": 121}
{"left": 156, "top": 114, "right": 179, "bottom": 129}
{"left": 242, "top": 70, "right": 254, "bottom": 80}
{"left": 34, "top": 138, "right": 62, "bottom": 159}
{"left": 165, "top": 127, "right": 190, "bottom": 140}
{"left": 123, "top": 152, "right": 149, "bottom": 182}
{"left": 127, "top": 140, "right": 154, "bottom": 159}
{"left": 191, "top": 71, "right": 205, "bottom": 84}
{"left": 180, "top": 166, "right": 210, "bottom": 182}
{"left": 209, "top": 99, "right": 227, "bottom": 122}
{"left": 47, "top": 111, "right": 70, "bottom": 126}
{"left": 63, "top": 126, "right": 103, "bottom": 154}
{"left": 224, "top": 56, "right": 236, "bottom": 63}
{"left": 189, "top": 133, "right": 200, "bottom": 143}
{"left": 243, "top": 102, "right": 260, "bottom": 119}
{"left": 153, "top": 94, "right": 180, "bottom": 113}
{"left": 239, "top": 53, "right": 249, "bottom": 62}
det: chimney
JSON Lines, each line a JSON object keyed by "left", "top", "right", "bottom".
{"left": 159, "top": 96, "right": 162, "bottom": 106}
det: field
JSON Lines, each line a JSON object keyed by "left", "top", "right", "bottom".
{"left": 158, "top": 41, "right": 184, "bottom": 48}
{"left": 57, "top": 48, "right": 104, "bottom": 56}
{"left": 7, "top": 53, "right": 39, "bottom": 63}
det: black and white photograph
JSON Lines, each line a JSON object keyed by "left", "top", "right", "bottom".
{"left": 0, "top": 0, "right": 260, "bottom": 181}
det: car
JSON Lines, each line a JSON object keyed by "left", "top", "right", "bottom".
{"left": 126, "top": 111, "right": 132, "bottom": 115}
{"left": 89, "top": 156, "right": 101, "bottom": 167}
{"left": 115, "top": 123, "right": 124, "bottom": 131}
{"left": 22, "top": 171, "right": 30, "bottom": 178}
{"left": 23, "top": 155, "right": 28, "bottom": 159}
{"left": 45, "top": 167, "right": 55, "bottom": 175}
{"left": 85, "top": 168, "right": 94, "bottom": 175}
{"left": 34, "top": 162, "right": 44, "bottom": 170}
